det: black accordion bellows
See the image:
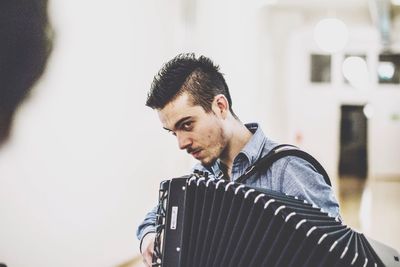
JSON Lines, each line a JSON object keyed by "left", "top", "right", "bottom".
{"left": 153, "top": 174, "right": 400, "bottom": 267}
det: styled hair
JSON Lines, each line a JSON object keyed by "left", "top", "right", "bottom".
{"left": 0, "top": 0, "right": 53, "bottom": 144}
{"left": 146, "top": 53, "right": 236, "bottom": 117}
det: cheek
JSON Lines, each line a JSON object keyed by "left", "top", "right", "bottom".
{"left": 195, "top": 117, "right": 225, "bottom": 147}
{"left": 206, "top": 126, "right": 218, "bottom": 139}
{"left": 206, "top": 127, "right": 225, "bottom": 148}
{"left": 194, "top": 128, "right": 216, "bottom": 148}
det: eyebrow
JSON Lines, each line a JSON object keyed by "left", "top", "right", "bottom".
{"left": 163, "top": 116, "right": 192, "bottom": 132}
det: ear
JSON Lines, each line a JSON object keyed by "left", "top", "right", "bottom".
{"left": 212, "top": 94, "right": 229, "bottom": 119}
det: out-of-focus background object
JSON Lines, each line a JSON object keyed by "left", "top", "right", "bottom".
{"left": 0, "top": 0, "right": 53, "bottom": 145}
{"left": 0, "top": 0, "right": 399, "bottom": 266}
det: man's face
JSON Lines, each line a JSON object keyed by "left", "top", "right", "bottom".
{"left": 158, "top": 92, "right": 228, "bottom": 166}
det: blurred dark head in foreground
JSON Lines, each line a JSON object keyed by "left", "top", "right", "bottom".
{"left": 0, "top": 0, "right": 53, "bottom": 145}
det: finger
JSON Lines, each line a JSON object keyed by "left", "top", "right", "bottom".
{"left": 143, "top": 259, "right": 150, "bottom": 267}
{"left": 145, "top": 253, "right": 152, "bottom": 266}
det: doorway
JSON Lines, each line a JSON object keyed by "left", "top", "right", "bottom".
{"left": 339, "top": 105, "right": 368, "bottom": 179}
{"left": 338, "top": 104, "right": 368, "bottom": 229}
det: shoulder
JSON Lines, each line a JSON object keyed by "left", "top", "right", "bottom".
{"left": 284, "top": 156, "right": 319, "bottom": 173}
{"left": 277, "top": 156, "right": 328, "bottom": 190}
{"left": 259, "top": 141, "right": 321, "bottom": 177}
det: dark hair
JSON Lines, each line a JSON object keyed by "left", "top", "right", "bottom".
{"left": 146, "top": 53, "right": 237, "bottom": 118}
{"left": 0, "top": 0, "right": 53, "bottom": 144}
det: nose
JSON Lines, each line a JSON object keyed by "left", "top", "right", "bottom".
{"left": 177, "top": 132, "right": 192, "bottom": 150}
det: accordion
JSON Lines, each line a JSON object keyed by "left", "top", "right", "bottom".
{"left": 153, "top": 174, "right": 400, "bottom": 267}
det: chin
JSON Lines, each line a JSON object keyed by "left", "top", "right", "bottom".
{"left": 200, "top": 157, "right": 217, "bottom": 167}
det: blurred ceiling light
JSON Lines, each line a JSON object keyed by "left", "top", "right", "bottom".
{"left": 313, "top": 18, "right": 349, "bottom": 53}
{"left": 342, "top": 56, "right": 370, "bottom": 89}
{"left": 363, "top": 104, "right": 375, "bottom": 119}
{"left": 377, "top": 61, "right": 395, "bottom": 80}
{"left": 391, "top": 0, "right": 400, "bottom": 5}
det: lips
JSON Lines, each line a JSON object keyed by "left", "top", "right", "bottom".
{"left": 189, "top": 149, "right": 202, "bottom": 159}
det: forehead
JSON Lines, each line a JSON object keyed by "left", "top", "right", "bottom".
{"left": 157, "top": 93, "right": 203, "bottom": 129}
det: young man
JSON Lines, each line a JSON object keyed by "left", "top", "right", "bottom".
{"left": 137, "top": 53, "right": 340, "bottom": 266}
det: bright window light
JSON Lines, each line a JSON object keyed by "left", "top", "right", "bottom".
{"left": 313, "top": 18, "right": 349, "bottom": 53}
{"left": 342, "top": 56, "right": 369, "bottom": 89}
{"left": 378, "top": 61, "right": 395, "bottom": 80}
{"left": 363, "top": 104, "right": 375, "bottom": 119}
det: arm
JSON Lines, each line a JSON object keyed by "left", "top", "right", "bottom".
{"left": 136, "top": 206, "right": 157, "bottom": 266}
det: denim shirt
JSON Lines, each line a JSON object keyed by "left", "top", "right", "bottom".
{"left": 136, "top": 123, "right": 341, "bottom": 244}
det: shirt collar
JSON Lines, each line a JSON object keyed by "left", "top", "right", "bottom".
{"left": 239, "top": 123, "right": 267, "bottom": 164}
{"left": 210, "top": 122, "right": 266, "bottom": 175}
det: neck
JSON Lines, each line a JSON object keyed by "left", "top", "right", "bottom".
{"left": 219, "top": 120, "right": 252, "bottom": 175}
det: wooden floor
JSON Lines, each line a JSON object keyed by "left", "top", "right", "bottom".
{"left": 338, "top": 176, "right": 400, "bottom": 252}
{"left": 117, "top": 255, "right": 143, "bottom": 267}
{"left": 338, "top": 176, "right": 366, "bottom": 230}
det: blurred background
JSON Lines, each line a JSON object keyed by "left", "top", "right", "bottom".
{"left": 0, "top": 0, "right": 399, "bottom": 266}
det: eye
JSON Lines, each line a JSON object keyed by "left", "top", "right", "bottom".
{"left": 181, "top": 121, "right": 193, "bottom": 131}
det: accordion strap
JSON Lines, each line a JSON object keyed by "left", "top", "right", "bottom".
{"left": 236, "top": 144, "right": 332, "bottom": 186}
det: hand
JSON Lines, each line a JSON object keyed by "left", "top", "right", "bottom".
{"left": 141, "top": 232, "right": 156, "bottom": 267}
